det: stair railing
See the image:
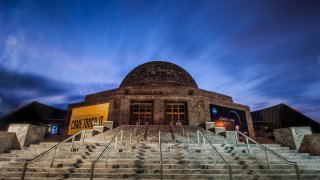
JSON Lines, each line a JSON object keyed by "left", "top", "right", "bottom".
{"left": 20, "top": 129, "right": 86, "bottom": 180}
{"left": 197, "top": 130, "right": 233, "bottom": 180}
{"left": 130, "top": 124, "right": 138, "bottom": 143}
{"left": 159, "top": 129, "right": 163, "bottom": 180}
{"left": 235, "top": 130, "right": 300, "bottom": 180}
{"left": 90, "top": 130, "right": 123, "bottom": 180}
{"left": 180, "top": 125, "right": 184, "bottom": 136}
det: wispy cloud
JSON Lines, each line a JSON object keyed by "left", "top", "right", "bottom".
{"left": 0, "top": 0, "right": 319, "bottom": 122}
{"left": 0, "top": 66, "right": 117, "bottom": 116}
{"left": 2, "top": 34, "right": 25, "bottom": 70}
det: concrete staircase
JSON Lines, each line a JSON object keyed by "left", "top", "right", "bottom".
{"left": 0, "top": 125, "right": 320, "bottom": 179}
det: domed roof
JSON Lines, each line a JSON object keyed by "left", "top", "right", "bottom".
{"left": 120, "top": 61, "right": 198, "bottom": 88}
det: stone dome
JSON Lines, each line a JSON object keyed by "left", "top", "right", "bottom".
{"left": 120, "top": 61, "right": 198, "bottom": 88}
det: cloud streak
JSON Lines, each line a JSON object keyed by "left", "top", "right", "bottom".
{"left": 0, "top": 65, "right": 117, "bottom": 116}
{"left": 0, "top": 0, "right": 319, "bottom": 122}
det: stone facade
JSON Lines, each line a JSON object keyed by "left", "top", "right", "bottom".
{"left": 67, "top": 61, "right": 256, "bottom": 138}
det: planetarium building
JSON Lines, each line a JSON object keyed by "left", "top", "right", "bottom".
{"left": 67, "top": 61, "right": 255, "bottom": 137}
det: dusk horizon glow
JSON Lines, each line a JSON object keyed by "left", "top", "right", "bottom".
{"left": 0, "top": 0, "right": 319, "bottom": 122}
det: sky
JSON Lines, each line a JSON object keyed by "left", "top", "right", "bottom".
{"left": 0, "top": 0, "right": 319, "bottom": 122}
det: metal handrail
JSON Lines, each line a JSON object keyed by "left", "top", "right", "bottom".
{"left": 181, "top": 125, "right": 184, "bottom": 136}
{"left": 159, "top": 129, "right": 163, "bottom": 180}
{"left": 90, "top": 130, "right": 123, "bottom": 180}
{"left": 235, "top": 130, "right": 300, "bottom": 180}
{"left": 20, "top": 129, "right": 86, "bottom": 179}
{"left": 130, "top": 125, "right": 138, "bottom": 142}
{"left": 197, "top": 130, "right": 233, "bottom": 180}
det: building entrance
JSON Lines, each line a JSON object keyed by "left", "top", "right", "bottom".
{"left": 165, "top": 102, "right": 187, "bottom": 125}
{"left": 130, "top": 102, "right": 153, "bottom": 125}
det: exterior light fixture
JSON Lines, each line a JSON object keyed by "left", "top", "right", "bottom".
{"left": 235, "top": 125, "right": 239, "bottom": 131}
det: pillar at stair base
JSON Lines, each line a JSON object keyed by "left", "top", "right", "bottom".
{"left": 93, "top": 126, "right": 104, "bottom": 136}
{"left": 299, "top": 134, "right": 320, "bottom": 155}
{"left": 205, "top": 122, "right": 215, "bottom": 131}
{"left": 84, "top": 130, "right": 93, "bottom": 139}
{"left": 225, "top": 131, "right": 237, "bottom": 144}
{"left": 104, "top": 121, "right": 114, "bottom": 130}
{"left": 273, "top": 127, "right": 312, "bottom": 150}
{"left": 7, "top": 124, "right": 46, "bottom": 147}
{"left": 214, "top": 127, "right": 226, "bottom": 136}
{"left": 0, "top": 131, "right": 21, "bottom": 152}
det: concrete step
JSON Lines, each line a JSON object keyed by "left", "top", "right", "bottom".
{"left": 2, "top": 171, "right": 319, "bottom": 180}
{"left": 1, "top": 126, "right": 320, "bottom": 180}
{"left": 2, "top": 166, "right": 320, "bottom": 175}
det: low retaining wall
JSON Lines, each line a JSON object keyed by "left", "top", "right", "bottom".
{"left": 0, "top": 131, "right": 21, "bottom": 153}
{"left": 299, "top": 134, "right": 320, "bottom": 155}
{"left": 8, "top": 124, "right": 46, "bottom": 147}
{"left": 273, "top": 127, "right": 312, "bottom": 150}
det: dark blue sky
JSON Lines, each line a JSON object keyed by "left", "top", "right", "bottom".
{"left": 0, "top": 0, "right": 319, "bottom": 122}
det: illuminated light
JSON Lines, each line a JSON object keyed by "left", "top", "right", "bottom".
{"left": 211, "top": 107, "right": 218, "bottom": 115}
{"left": 215, "top": 120, "right": 224, "bottom": 127}
{"left": 235, "top": 125, "right": 239, "bottom": 131}
{"left": 50, "top": 124, "right": 59, "bottom": 135}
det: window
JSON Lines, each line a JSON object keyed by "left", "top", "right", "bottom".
{"left": 130, "top": 102, "right": 153, "bottom": 125}
{"left": 166, "top": 102, "right": 187, "bottom": 125}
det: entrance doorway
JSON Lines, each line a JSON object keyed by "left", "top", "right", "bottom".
{"left": 165, "top": 102, "right": 187, "bottom": 125}
{"left": 130, "top": 102, "right": 153, "bottom": 125}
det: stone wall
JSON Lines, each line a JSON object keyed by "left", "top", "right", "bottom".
{"left": 66, "top": 85, "right": 256, "bottom": 138}
{"left": 0, "top": 131, "right": 20, "bottom": 153}
{"left": 273, "top": 127, "right": 312, "bottom": 150}
{"left": 299, "top": 134, "right": 320, "bottom": 155}
{"left": 8, "top": 124, "right": 46, "bottom": 147}
{"left": 84, "top": 86, "right": 233, "bottom": 103}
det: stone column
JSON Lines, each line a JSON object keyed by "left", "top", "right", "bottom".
{"left": 153, "top": 99, "right": 164, "bottom": 125}
{"left": 244, "top": 107, "right": 256, "bottom": 138}
{"left": 119, "top": 98, "right": 130, "bottom": 126}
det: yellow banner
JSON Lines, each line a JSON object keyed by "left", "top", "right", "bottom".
{"left": 68, "top": 103, "right": 109, "bottom": 135}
